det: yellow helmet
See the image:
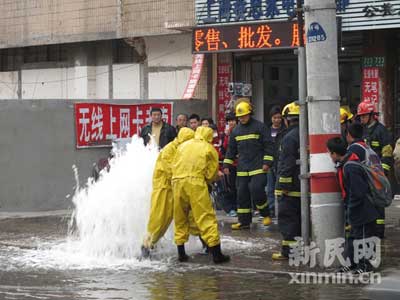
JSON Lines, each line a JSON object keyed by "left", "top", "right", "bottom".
{"left": 235, "top": 101, "right": 252, "bottom": 117}
{"left": 340, "top": 106, "right": 354, "bottom": 124}
{"left": 282, "top": 102, "right": 300, "bottom": 117}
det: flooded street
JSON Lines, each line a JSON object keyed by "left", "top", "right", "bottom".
{"left": 0, "top": 214, "right": 384, "bottom": 300}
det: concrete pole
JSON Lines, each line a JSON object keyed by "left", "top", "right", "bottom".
{"left": 296, "top": 0, "right": 310, "bottom": 246}
{"left": 304, "top": 0, "right": 343, "bottom": 266}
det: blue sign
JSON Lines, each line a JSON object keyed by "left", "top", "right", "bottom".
{"left": 196, "top": 0, "right": 350, "bottom": 25}
{"left": 307, "top": 22, "right": 327, "bottom": 43}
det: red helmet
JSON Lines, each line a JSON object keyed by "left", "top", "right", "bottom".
{"left": 357, "top": 101, "right": 376, "bottom": 116}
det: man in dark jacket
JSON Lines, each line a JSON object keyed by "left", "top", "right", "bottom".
{"left": 327, "top": 137, "right": 380, "bottom": 274}
{"left": 223, "top": 99, "right": 274, "bottom": 229}
{"left": 346, "top": 123, "right": 386, "bottom": 239}
{"left": 140, "top": 107, "right": 176, "bottom": 149}
{"left": 272, "top": 102, "right": 301, "bottom": 260}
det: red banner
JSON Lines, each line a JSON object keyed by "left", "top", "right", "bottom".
{"left": 217, "top": 63, "right": 231, "bottom": 135}
{"left": 182, "top": 54, "right": 205, "bottom": 99}
{"left": 362, "top": 67, "right": 379, "bottom": 104}
{"left": 74, "top": 102, "right": 173, "bottom": 148}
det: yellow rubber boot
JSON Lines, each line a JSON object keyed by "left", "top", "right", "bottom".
{"left": 263, "top": 216, "right": 272, "bottom": 226}
{"left": 231, "top": 223, "right": 250, "bottom": 230}
{"left": 272, "top": 252, "right": 288, "bottom": 260}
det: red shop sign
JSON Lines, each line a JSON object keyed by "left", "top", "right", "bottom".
{"left": 217, "top": 63, "right": 231, "bottom": 135}
{"left": 74, "top": 102, "right": 173, "bottom": 148}
{"left": 362, "top": 67, "right": 379, "bottom": 104}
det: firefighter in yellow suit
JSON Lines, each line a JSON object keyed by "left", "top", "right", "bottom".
{"left": 172, "top": 126, "right": 230, "bottom": 264}
{"left": 142, "top": 127, "right": 200, "bottom": 257}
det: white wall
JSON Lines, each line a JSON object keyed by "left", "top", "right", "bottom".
{"left": 148, "top": 69, "right": 191, "bottom": 99}
{"left": 146, "top": 34, "right": 192, "bottom": 67}
{"left": 146, "top": 34, "right": 193, "bottom": 99}
{"left": 112, "top": 64, "right": 141, "bottom": 99}
{"left": 95, "top": 65, "right": 109, "bottom": 99}
{"left": 0, "top": 72, "right": 18, "bottom": 99}
{"left": 21, "top": 67, "right": 92, "bottom": 99}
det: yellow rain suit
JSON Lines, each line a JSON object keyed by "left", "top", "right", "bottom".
{"left": 144, "top": 127, "right": 199, "bottom": 248}
{"left": 172, "top": 126, "right": 220, "bottom": 247}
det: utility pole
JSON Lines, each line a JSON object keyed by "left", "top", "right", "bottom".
{"left": 296, "top": 0, "right": 310, "bottom": 246}
{"left": 304, "top": 0, "right": 343, "bottom": 266}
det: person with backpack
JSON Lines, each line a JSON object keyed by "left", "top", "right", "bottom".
{"left": 346, "top": 123, "right": 387, "bottom": 239}
{"left": 327, "top": 137, "right": 381, "bottom": 274}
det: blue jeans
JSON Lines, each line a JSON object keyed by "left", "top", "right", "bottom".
{"left": 266, "top": 170, "right": 276, "bottom": 213}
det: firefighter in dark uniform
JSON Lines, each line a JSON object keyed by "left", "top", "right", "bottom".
{"left": 357, "top": 100, "right": 393, "bottom": 238}
{"left": 272, "top": 102, "right": 301, "bottom": 260}
{"left": 223, "top": 99, "right": 274, "bottom": 230}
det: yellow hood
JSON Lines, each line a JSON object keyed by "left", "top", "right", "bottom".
{"left": 177, "top": 127, "right": 195, "bottom": 144}
{"left": 194, "top": 126, "right": 213, "bottom": 143}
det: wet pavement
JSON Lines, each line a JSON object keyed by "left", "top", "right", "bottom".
{"left": 1, "top": 209, "right": 400, "bottom": 300}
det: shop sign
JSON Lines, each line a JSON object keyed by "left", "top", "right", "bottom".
{"left": 362, "top": 57, "right": 385, "bottom": 68}
{"left": 183, "top": 54, "right": 205, "bottom": 99}
{"left": 362, "top": 2, "right": 400, "bottom": 17}
{"left": 217, "top": 63, "right": 232, "bottom": 134}
{"left": 195, "top": 0, "right": 348, "bottom": 24}
{"left": 74, "top": 102, "right": 173, "bottom": 148}
{"left": 195, "top": 0, "right": 400, "bottom": 31}
{"left": 361, "top": 67, "right": 379, "bottom": 104}
{"left": 193, "top": 21, "right": 302, "bottom": 53}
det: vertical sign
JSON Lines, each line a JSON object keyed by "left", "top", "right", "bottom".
{"left": 182, "top": 54, "right": 205, "bottom": 99}
{"left": 74, "top": 102, "right": 173, "bottom": 148}
{"left": 217, "top": 63, "right": 231, "bottom": 134}
{"left": 362, "top": 67, "right": 379, "bottom": 104}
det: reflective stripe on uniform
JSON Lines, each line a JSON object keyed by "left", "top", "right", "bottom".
{"left": 376, "top": 219, "right": 385, "bottom": 225}
{"left": 263, "top": 155, "right": 274, "bottom": 161}
{"left": 371, "top": 141, "right": 380, "bottom": 147}
{"left": 282, "top": 240, "right": 297, "bottom": 246}
{"left": 224, "top": 158, "right": 234, "bottom": 164}
{"left": 382, "top": 163, "right": 391, "bottom": 171}
{"left": 288, "top": 191, "right": 301, "bottom": 197}
{"left": 382, "top": 144, "right": 393, "bottom": 157}
{"left": 248, "top": 169, "right": 265, "bottom": 176}
{"left": 279, "top": 177, "right": 293, "bottom": 183}
{"left": 235, "top": 134, "right": 260, "bottom": 141}
{"left": 274, "top": 190, "right": 301, "bottom": 197}
{"left": 237, "top": 208, "right": 251, "bottom": 214}
{"left": 256, "top": 202, "right": 268, "bottom": 210}
{"left": 237, "top": 169, "right": 266, "bottom": 177}
{"left": 237, "top": 171, "right": 249, "bottom": 177}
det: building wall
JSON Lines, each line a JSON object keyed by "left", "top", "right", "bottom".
{"left": 146, "top": 34, "right": 200, "bottom": 100}
{"left": 0, "top": 0, "right": 195, "bottom": 49}
{"left": 0, "top": 99, "right": 208, "bottom": 212}
{"left": 0, "top": 34, "right": 207, "bottom": 101}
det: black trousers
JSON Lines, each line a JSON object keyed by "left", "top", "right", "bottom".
{"left": 236, "top": 173, "right": 269, "bottom": 225}
{"left": 278, "top": 195, "right": 301, "bottom": 257}
{"left": 346, "top": 220, "right": 378, "bottom": 267}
